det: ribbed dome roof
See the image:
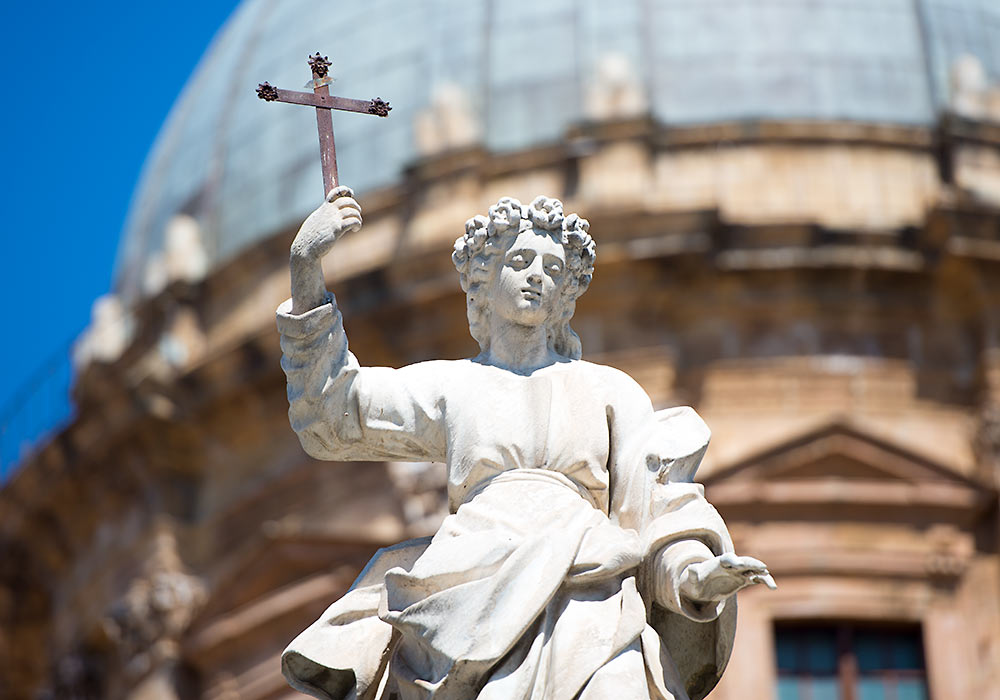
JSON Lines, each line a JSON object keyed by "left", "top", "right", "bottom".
{"left": 114, "top": 0, "right": 1000, "bottom": 299}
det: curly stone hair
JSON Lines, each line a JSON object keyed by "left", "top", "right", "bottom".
{"left": 452, "top": 196, "right": 597, "bottom": 359}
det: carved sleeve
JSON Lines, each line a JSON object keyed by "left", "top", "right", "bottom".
{"left": 605, "top": 374, "right": 732, "bottom": 621}
{"left": 647, "top": 521, "right": 727, "bottom": 622}
{"left": 276, "top": 295, "right": 447, "bottom": 463}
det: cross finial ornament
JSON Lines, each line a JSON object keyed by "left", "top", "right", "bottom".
{"left": 256, "top": 53, "right": 392, "bottom": 196}
{"left": 308, "top": 52, "right": 331, "bottom": 78}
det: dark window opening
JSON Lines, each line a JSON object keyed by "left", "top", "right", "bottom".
{"left": 775, "top": 622, "right": 929, "bottom": 700}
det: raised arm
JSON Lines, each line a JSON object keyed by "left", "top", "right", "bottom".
{"left": 277, "top": 188, "right": 447, "bottom": 464}
{"left": 290, "top": 186, "right": 362, "bottom": 314}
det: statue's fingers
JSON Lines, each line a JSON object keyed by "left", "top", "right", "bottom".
{"left": 719, "top": 552, "right": 741, "bottom": 569}
{"left": 326, "top": 185, "right": 354, "bottom": 203}
{"left": 734, "top": 556, "right": 768, "bottom": 572}
{"left": 335, "top": 196, "right": 362, "bottom": 212}
{"left": 751, "top": 573, "right": 778, "bottom": 590}
{"left": 339, "top": 205, "right": 362, "bottom": 221}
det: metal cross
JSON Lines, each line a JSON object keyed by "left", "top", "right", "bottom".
{"left": 256, "top": 53, "right": 391, "bottom": 196}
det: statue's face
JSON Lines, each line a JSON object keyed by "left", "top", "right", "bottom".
{"left": 490, "top": 227, "right": 567, "bottom": 327}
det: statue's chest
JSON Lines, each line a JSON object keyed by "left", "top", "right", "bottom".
{"left": 448, "top": 369, "right": 610, "bottom": 474}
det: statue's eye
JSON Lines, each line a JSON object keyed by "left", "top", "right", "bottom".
{"left": 509, "top": 254, "right": 528, "bottom": 268}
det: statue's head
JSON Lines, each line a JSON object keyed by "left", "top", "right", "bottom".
{"left": 452, "top": 196, "right": 596, "bottom": 359}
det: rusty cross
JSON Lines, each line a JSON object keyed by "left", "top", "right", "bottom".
{"left": 256, "top": 53, "right": 391, "bottom": 196}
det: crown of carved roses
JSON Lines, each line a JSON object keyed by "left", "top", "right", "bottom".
{"left": 453, "top": 196, "right": 596, "bottom": 288}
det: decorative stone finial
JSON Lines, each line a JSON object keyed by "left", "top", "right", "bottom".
{"left": 586, "top": 53, "right": 647, "bottom": 121}
{"left": 414, "top": 83, "right": 479, "bottom": 156}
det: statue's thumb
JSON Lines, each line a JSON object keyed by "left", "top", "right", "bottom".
{"left": 326, "top": 185, "right": 354, "bottom": 203}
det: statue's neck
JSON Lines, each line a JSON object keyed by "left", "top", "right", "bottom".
{"left": 481, "top": 319, "right": 560, "bottom": 374}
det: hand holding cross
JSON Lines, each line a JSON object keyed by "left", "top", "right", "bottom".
{"left": 257, "top": 52, "right": 391, "bottom": 197}
{"left": 259, "top": 53, "right": 390, "bottom": 314}
{"left": 286, "top": 183, "right": 362, "bottom": 315}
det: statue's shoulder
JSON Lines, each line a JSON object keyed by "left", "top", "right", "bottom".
{"left": 404, "top": 358, "right": 471, "bottom": 370}
{"left": 397, "top": 358, "right": 474, "bottom": 379}
{"left": 572, "top": 358, "right": 650, "bottom": 396}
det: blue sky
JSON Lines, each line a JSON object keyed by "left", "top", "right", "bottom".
{"left": 0, "top": 2, "right": 240, "bottom": 464}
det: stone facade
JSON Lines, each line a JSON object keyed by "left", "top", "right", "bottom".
{"left": 1, "top": 111, "right": 999, "bottom": 698}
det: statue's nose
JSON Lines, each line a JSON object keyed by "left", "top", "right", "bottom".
{"left": 526, "top": 258, "right": 545, "bottom": 285}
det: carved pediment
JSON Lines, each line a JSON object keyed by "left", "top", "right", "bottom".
{"left": 703, "top": 421, "right": 993, "bottom": 525}
{"left": 767, "top": 452, "right": 904, "bottom": 482}
{"left": 707, "top": 420, "right": 974, "bottom": 485}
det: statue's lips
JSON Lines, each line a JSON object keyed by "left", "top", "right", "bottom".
{"left": 520, "top": 288, "right": 541, "bottom": 301}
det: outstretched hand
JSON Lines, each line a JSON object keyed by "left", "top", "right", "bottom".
{"left": 680, "top": 552, "right": 776, "bottom": 603}
{"left": 290, "top": 185, "right": 363, "bottom": 262}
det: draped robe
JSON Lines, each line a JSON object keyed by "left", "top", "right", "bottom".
{"left": 276, "top": 296, "right": 737, "bottom": 700}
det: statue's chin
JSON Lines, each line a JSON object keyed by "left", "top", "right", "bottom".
{"left": 494, "top": 306, "right": 548, "bottom": 328}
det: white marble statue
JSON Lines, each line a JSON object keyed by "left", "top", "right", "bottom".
{"left": 276, "top": 188, "right": 776, "bottom": 700}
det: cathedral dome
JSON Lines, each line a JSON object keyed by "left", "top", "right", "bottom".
{"left": 114, "top": 0, "right": 999, "bottom": 300}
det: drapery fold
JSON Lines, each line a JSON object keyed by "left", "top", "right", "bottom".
{"left": 283, "top": 472, "right": 734, "bottom": 700}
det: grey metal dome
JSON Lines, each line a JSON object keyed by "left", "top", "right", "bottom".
{"left": 114, "top": 0, "right": 1000, "bottom": 299}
